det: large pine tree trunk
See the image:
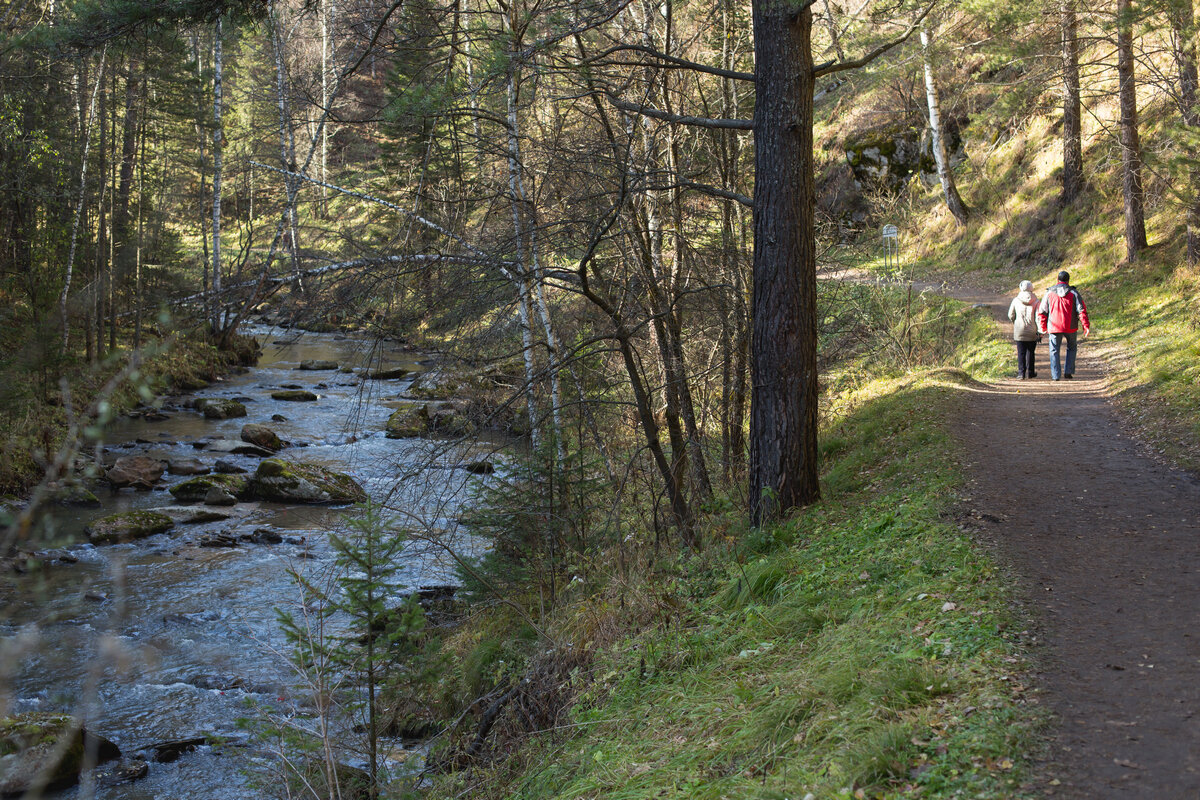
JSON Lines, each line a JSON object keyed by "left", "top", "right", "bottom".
{"left": 1169, "top": 0, "right": 1200, "bottom": 263}
{"left": 921, "top": 25, "right": 969, "bottom": 226}
{"left": 1061, "top": 0, "right": 1085, "bottom": 203}
{"left": 1117, "top": 0, "right": 1148, "bottom": 261}
{"left": 749, "top": 0, "right": 820, "bottom": 524}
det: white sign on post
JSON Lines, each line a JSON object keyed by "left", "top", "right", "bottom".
{"left": 882, "top": 224, "right": 899, "bottom": 268}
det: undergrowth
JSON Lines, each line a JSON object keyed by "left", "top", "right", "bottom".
{"left": 428, "top": 359, "right": 1040, "bottom": 799}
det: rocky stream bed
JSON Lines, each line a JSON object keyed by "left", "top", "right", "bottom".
{"left": 0, "top": 326, "right": 505, "bottom": 798}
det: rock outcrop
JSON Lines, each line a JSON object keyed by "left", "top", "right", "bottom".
{"left": 843, "top": 120, "right": 966, "bottom": 194}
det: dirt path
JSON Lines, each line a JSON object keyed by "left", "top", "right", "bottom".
{"left": 940, "top": 286, "right": 1200, "bottom": 798}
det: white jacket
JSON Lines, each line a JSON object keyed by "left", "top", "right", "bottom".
{"left": 1008, "top": 291, "right": 1039, "bottom": 341}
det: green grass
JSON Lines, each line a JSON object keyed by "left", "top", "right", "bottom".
{"left": 433, "top": 364, "right": 1041, "bottom": 800}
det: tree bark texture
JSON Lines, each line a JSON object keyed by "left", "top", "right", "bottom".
{"left": 1061, "top": 0, "right": 1084, "bottom": 203}
{"left": 921, "top": 25, "right": 969, "bottom": 226}
{"left": 749, "top": 1, "right": 820, "bottom": 525}
{"left": 1116, "top": 0, "right": 1148, "bottom": 262}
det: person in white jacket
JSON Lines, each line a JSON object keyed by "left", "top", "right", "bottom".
{"left": 1007, "top": 280, "right": 1041, "bottom": 379}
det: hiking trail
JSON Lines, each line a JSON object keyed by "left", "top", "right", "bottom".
{"left": 926, "top": 277, "right": 1200, "bottom": 798}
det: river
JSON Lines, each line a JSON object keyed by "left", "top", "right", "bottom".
{"left": 0, "top": 326, "right": 497, "bottom": 798}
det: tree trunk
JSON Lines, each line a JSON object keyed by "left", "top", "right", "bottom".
{"left": 1169, "top": 0, "right": 1200, "bottom": 263}
{"left": 504, "top": 61, "right": 544, "bottom": 456}
{"left": 821, "top": 0, "right": 845, "bottom": 61}
{"left": 269, "top": 3, "right": 303, "bottom": 281}
{"left": 749, "top": 0, "right": 820, "bottom": 524}
{"left": 59, "top": 47, "right": 107, "bottom": 356}
{"left": 921, "top": 25, "right": 969, "bottom": 226}
{"left": 211, "top": 17, "right": 224, "bottom": 333}
{"left": 1061, "top": 0, "right": 1084, "bottom": 203}
{"left": 1116, "top": 0, "right": 1148, "bottom": 262}
{"left": 113, "top": 58, "right": 141, "bottom": 280}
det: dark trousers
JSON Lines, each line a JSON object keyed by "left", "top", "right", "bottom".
{"left": 1016, "top": 340, "right": 1037, "bottom": 377}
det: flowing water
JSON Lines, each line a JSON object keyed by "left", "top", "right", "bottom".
{"left": 0, "top": 327, "right": 498, "bottom": 798}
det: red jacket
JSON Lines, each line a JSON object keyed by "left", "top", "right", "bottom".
{"left": 1038, "top": 282, "right": 1089, "bottom": 334}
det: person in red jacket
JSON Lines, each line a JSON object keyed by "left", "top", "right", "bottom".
{"left": 1037, "top": 270, "right": 1091, "bottom": 381}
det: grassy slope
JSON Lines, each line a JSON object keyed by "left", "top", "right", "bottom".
{"left": 432, "top": 326, "right": 1041, "bottom": 800}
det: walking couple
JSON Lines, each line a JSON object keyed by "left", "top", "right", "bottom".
{"left": 1008, "top": 270, "right": 1091, "bottom": 381}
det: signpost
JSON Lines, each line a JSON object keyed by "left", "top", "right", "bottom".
{"left": 882, "top": 224, "right": 899, "bottom": 269}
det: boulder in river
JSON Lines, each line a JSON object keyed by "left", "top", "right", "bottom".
{"left": 106, "top": 456, "right": 168, "bottom": 489}
{"left": 203, "top": 486, "right": 238, "bottom": 506}
{"left": 0, "top": 713, "right": 120, "bottom": 795}
{"left": 368, "top": 367, "right": 410, "bottom": 380}
{"left": 149, "top": 506, "right": 231, "bottom": 525}
{"left": 203, "top": 439, "right": 275, "bottom": 458}
{"left": 146, "top": 737, "right": 207, "bottom": 764}
{"left": 271, "top": 389, "right": 319, "bottom": 402}
{"left": 194, "top": 398, "right": 248, "bottom": 420}
{"left": 240, "top": 424, "right": 283, "bottom": 452}
{"left": 297, "top": 360, "right": 338, "bottom": 370}
{"left": 271, "top": 414, "right": 288, "bottom": 422}
{"left": 250, "top": 458, "right": 368, "bottom": 504}
{"left": 85, "top": 510, "right": 175, "bottom": 544}
{"left": 385, "top": 406, "right": 429, "bottom": 439}
{"left": 49, "top": 483, "right": 102, "bottom": 507}
{"left": 213, "top": 459, "right": 247, "bottom": 474}
{"left": 97, "top": 758, "right": 148, "bottom": 787}
{"left": 168, "top": 458, "right": 210, "bottom": 476}
{"left": 461, "top": 460, "right": 495, "bottom": 475}
{"left": 169, "top": 474, "right": 251, "bottom": 503}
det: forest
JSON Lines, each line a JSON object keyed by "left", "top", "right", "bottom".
{"left": 3, "top": 0, "right": 1200, "bottom": 797}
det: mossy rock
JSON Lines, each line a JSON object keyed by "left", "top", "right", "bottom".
{"left": 251, "top": 458, "right": 368, "bottom": 504}
{"left": 271, "top": 390, "right": 319, "bottom": 402}
{"left": 297, "top": 360, "right": 339, "bottom": 370}
{"left": 240, "top": 423, "right": 283, "bottom": 452}
{"left": 0, "top": 713, "right": 120, "bottom": 795}
{"left": 168, "top": 474, "right": 251, "bottom": 503}
{"left": 50, "top": 485, "right": 102, "bottom": 508}
{"left": 85, "top": 510, "right": 175, "bottom": 544}
{"left": 385, "top": 406, "right": 430, "bottom": 439}
{"left": 195, "top": 398, "right": 248, "bottom": 420}
{"left": 171, "top": 374, "right": 211, "bottom": 392}
{"left": 428, "top": 405, "right": 476, "bottom": 437}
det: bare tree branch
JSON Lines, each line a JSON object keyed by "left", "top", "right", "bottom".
{"left": 606, "top": 94, "right": 753, "bottom": 130}
{"left": 586, "top": 44, "right": 754, "bottom": 82}
{"left": 813, "top": 0, "right": 939, "bottom": 79}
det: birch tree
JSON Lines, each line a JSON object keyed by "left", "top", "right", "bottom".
{"left": 921, "top": 21, "right": 969, "bottom": 226}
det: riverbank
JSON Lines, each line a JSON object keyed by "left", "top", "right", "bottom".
{"left": 0, "top": 327, "right": 261, "bottom": 501}
{"left": 416, "top": 293, "right": 1044, "bottom": 800}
